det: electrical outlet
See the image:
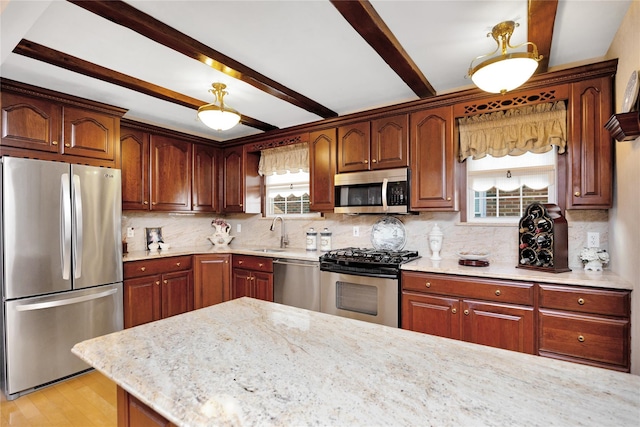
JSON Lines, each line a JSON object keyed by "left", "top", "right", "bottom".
{"left": 353, "top": 226, "right": 359, "bottom": 237}
{"left": 126, "top": 227, "right": 135, "bottom": 238}
{"left": 587, "top": 232, "right": 600, "bottom": 248}
{"left": 236, "top": 223, "right": 241, "bottom": 233}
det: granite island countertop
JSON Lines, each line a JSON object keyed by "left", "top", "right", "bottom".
{"left": 73, "top": 298, "right": 640, "bottom": 427}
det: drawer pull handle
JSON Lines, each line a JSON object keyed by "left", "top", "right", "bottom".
{"left": 464, "top": 309, "right": 469, "bottom": 316}
{"left": 451, "top": 308, "right": 457, "bottom": 314}
{"left": 495, "top": 289, "right": 501, "bottom": 296}
{"left": 578, "top": 335, "right": 585, "bottom": 343}
{"left": 163, "top": 280, "right": 168, "bottom": 284}
{"left": 176, "top": 262, "right": 181, "bottom": 267}
{"left": 140, "top": 267, "right": 146, "bottom": 272}
{"left": 577, "top": 297, "right": 585, "bottom": 305}
{"left": 425, "top": 281, "right": 431, "bottom": 288}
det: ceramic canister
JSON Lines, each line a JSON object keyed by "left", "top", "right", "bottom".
{"left": 320, "top": 228, "right": 332, "bottom": 251}
{"left": 306, "top": 228, "right": 318, "bottom": 251}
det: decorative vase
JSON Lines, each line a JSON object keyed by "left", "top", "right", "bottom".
{"left": 208, "top": 223, "right": 234, "bottom": 246}
{"left": 428, "top": 224, "right": 444, "bottom": 261}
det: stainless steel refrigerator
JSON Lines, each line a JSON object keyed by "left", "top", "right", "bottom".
{"left": 0, "top": 157, "right": 123, "bottom": 400}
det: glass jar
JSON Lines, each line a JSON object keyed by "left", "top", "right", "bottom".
{"left": 320, "top": 228, "right": 332, "bottom": 251}
{"left": 306, "top": 228, "right": 318, "bottom": 251}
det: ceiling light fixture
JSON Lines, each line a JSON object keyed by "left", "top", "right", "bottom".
{"left": 468, "top": 21, "right": 543, "bottom": 94}
{"left": 197, "top": 83, "right": 241, "bottom": 131}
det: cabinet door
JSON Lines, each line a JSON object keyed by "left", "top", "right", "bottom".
{"left": 462, "top": 300, "right": 535, "bottom": 354}
{"left": 337, "top": 122, "right": 371, "bottom": 172}
{"left": 371, "top": 114, "right": 409, "bottom": 170}
{"left": 194, "top": 254, "right": 230, "bottom": 309}
{"left": 402, "top": 292, "right": 461, "bottom": 340}
{"left": 161, "top": 270, "right": 193, "bottom": 319}
{"left": 232, "top": 268, "right": 253, "bottom": 299}
{"left": 121, "top": 127, "right": 150, "bottom": 210}
{"left": 222, "top": 146, "right": 245, "bottom": 212}
{"left": 410, "top": 106, "right": 456, "bottom": 210}
{"left": 124, "top": 275, "right": 161, "bottom": 328}
{"left": 309, "top": 129, "right": 336, "bottom": 212}
{"left": 568, "top": 77, "right": 613, "bottom": 208}
{"left": 252, "top": 271, "right": 274, "bottom": 302}
{"left": 62, "top": 106, "right": 117, "bottom": 161}
{"left": 1, "top": 92, "right": 61, "bottom": 152}
{"left": 150, "top": 135, "right": 192, "bottom": 211}
{"left": 193, "top": 144, "right": 220, "bottom": 212}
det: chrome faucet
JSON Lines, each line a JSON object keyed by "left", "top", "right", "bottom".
{"left": 270, "top": 216, "right": 289, "bottom": 248}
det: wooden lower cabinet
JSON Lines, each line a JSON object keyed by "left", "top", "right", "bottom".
{"left": 194, "top": 254, "right": 231, "bottom": 309}
{"left": 231, "top": 255, "right": 273, "bottom": 302}
{"left": 123, "top": 256, "right": 193, "bottom": 328}
{"left": 118, "top": 386, "right": 175, "bottom": 427}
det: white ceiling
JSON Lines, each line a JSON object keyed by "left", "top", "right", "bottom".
{"left": 0, "top": 0, "right": 632, "bottom": 143}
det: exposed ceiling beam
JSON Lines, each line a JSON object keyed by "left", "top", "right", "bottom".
{"left": 330, "top": 0, "right": 436, "bottom": 98}
{"left": 13, "top": 39, "right": 278, "bottom": 132}
{"left": 528, "top": 0, "right": 558, "bottom": 74}
{"left": 66, "top": 0, "right": 338, "bottom": 119}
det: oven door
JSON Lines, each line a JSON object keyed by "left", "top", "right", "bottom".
{"left": 320, "top": 271, "right": 398, "bottom": 327}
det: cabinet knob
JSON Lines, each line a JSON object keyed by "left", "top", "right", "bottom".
{"left": 155, "top": 281, "right": 160, "bottom": 285}
{"left": 495, "top": 289, "right": 501, "bottom": 296}
{"left": 240, "top": 203, "right": 243, "bottom": 207}
{"left": 176, "top": 262, "right": 181, "bottom": 267}
{"left": 193, "top": 204, "right": 198, "bottom": 207}
{"left": 143, "top": 201, "right": 149, "bottom": 205}
{"left": 451, "top": 308, "right": 457, "bottom": 314}
{"left": 447, "top": 197, "right": 451, "bottom": 201}
{"left": 239, "top": 260, "right": 243, "bottom": 264}
{"left": 140, "top": 267, "right": 146, "bottom": 272}
{"left": 574, "top": 191, "right": 581, "bottom": 197}
{"left": 163, "top": 279, "right": 168, "bottom": 284}
{"left": 371, "top": 159, "right": 377, "bottom": 163}
{"left": 425, "top": 281, "right": 431, "bottom": 288}
{"left": 578, "top": 335, "right": 585, "bottom": 343}
{"left": 152, "top": 202, "right": 157, "bottom": 205}
{"left": 577, "top": 297, "right": 585, "bottom": 305}
{"left": 463, "top": 309, "right": 470, "bottom": 316}
{"left": 363, "top": 159, "right": 369, "bottom": 164}
{"left": 52, "top": 141, "right": 58, "bottom": 146}
{"left": 258, "top": 263, "right": 263, "bottom": 267}
{"left": 246, "top": 276, "right": 251, "bottom": 280}
{"left": 64, "top": 143, "right": 71, "bottom": 148}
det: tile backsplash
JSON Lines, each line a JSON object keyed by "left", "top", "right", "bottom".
{"left": 123, "top": 210, "right": 608, "bottom": 270}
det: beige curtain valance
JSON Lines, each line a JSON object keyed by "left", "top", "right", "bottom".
{"left": 258, "top": 143, "right": 309, "bottom": 176}
{"left": 458, "top": 101, "right": 567, "bottom": 161}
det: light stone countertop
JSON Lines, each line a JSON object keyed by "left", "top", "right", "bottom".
{"left": 73, "top": 297, "right": 639, "bottom": 427}
{"left": 122, "top": 245, "right": 632, "bottom": 290}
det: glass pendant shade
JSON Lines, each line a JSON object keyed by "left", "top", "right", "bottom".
{"left": 471, "top": 53, "right": 540, "bottom": 94}
{"left": 197, "top": 83, "right": 241, "bottom": 131}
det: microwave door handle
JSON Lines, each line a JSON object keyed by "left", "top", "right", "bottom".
{"left": 382, "top": 178, "right": 389, "bottom": 212}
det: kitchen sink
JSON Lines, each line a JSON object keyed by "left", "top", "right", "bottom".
{"left": 250, "top": 248, "right": 286, "bottom": 253}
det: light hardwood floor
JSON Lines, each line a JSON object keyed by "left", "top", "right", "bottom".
{"left": 0, "top": 370, "right": 116, "bottom": 426}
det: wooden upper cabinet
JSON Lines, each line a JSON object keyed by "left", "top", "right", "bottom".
{"left": 309, "top": 128, "right": 336, "bottom": 212}
{"left": 150, "top": 135, "right": 192, "bottom": 211}
{"left": 567, "top": 76, "right": 614, "bottom": 209}
{"left": 62, "top": 106, "right": 117, "bottom": 161}
{"left": 222, "top": 146, "right": 244, "bottom": 213}
{"left": 337, "top": 115, "right": 408, "bottom": 173}
{"left": 121, "top": 127, "right": 150, "bottom": 210}
{"left": 1, "top": 91, "right": 61, "bottom": 152}
{"left": 192, "top": 144, "right": 220, "bottom": 212}
{"left": 410, "top": 106, "right": 456, "bottom": 211}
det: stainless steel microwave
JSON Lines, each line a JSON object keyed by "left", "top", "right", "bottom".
{"left": 334, "top": 168, "right": 410, "bottom": 214}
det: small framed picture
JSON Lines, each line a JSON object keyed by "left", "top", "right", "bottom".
{"left": 145, "top": 227, "right": 164, "bottom": 247}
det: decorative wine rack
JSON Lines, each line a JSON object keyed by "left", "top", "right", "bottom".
{"left": 517, "top": 203, "right": 570, "bottom": 273}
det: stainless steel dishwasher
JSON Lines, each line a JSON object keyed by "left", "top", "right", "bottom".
{"left": 273, "top": 258, "right": 320, "bottom": 312}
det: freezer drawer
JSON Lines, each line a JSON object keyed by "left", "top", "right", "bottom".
{"left": 2, "top": 283, "right": 123, "bottom": 399}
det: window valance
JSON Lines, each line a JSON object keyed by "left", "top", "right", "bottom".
{"left": 458, "top": 101, "right": 567, "bottom": 161}
{"left": 258, "top": 143, "right": 309, "bottom": 176}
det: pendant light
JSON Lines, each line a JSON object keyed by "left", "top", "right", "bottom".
{"left": 197, "top": 83, "right": 241, "bottom": 131}
{"left": 468, "top": 21, "right": 542, "bottom": 94}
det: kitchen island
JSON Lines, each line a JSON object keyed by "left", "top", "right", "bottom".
{"left": 72, "top": 297, "right": 640, "bottom": 426}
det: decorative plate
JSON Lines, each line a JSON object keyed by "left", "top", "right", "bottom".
{"left": 371, "top": 216, "right": 407, "bottom": 251}
{"left": 622, "top": 69, "right": 639, "bottom": 113}
{"left": 457, "top": 251, "right": 490, "bottom": 261}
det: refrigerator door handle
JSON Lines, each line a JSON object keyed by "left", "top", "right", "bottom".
{"left": 61, "top": 174, "right": 72, "bottom": 280}
{"left": 14, "top": 287, "right": 118, "bottom": 312}
{"left": 72, "top": 174, "right": 83, "bottom": 279}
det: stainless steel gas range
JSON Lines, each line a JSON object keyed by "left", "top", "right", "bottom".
{"left": 319, "top": 247, "right": 420, "bottom": 327}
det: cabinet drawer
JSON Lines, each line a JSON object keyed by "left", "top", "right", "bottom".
{"left": 124, "top": 256, "right": 192, "bottom": 279}
{"left": 232, "top": 255, "right": 273, "bottom": 272}
{"left": 539, "top": 310, "right": 630, "bottom": 369}
{"left": 402, "top": 272, "right": 534, "bottom": 305}
{"left": 539, "top": 285, "right": 630, "bottom": 317}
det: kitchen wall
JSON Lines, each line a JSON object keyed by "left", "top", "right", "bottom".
{"left": 606, "top": 0, "right": 640, "bottom": 375}
{"left": 123, "top": 210, "right": 608, "bottom": 270}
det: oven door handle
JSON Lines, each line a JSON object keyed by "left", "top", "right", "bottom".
{"left": 382, "top": 178, "right": 389, "bottom": 212}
